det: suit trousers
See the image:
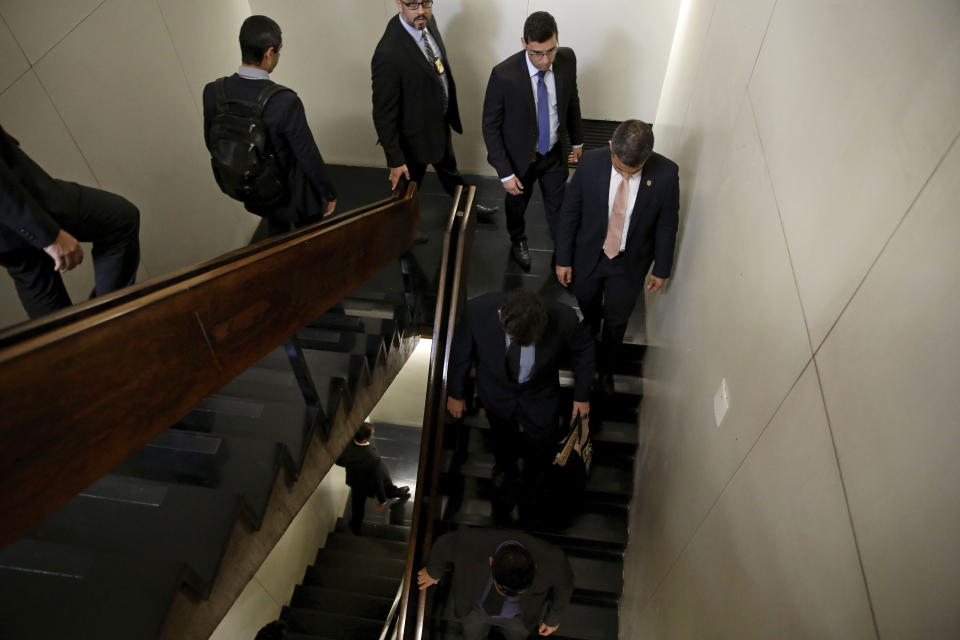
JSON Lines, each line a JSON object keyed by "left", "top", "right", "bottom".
{"left": 405, "top": 127, "right": 465, "bottom": 199}
{"left": 485, "top": 407, "right": 559, "bottom": 519}
{"left": 573, "top": 253, "right": 643, "bottom": 374}
{"left": 504, "top": 144, "right": 567, "bottom": 244}
{"left": 461, "top": 606, "right": 531, "bottom": 640}
{"left": 0, "top": 180, "right": 140, "bottom": 319}
{"left": 349, "top": 464, "right": 403, "bottom": 535}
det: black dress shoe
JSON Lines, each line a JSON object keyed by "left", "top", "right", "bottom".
{"left": 511, "top": 240, "right": 531, "bottom": 271}
{"left": 474, "top": 202, "right": 499, "bottom": 216}
{"left": 414, "top": 231, "right": 429, "bottom": 245}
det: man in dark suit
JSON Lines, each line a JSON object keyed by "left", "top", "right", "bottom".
{"left": 336, "top": 422, "right": 410, "bottom": 536}
{"left": 0, "top": 124, "right": 140, "bottom": 319}
{"left": 417, "top": 526, "right": 573, "bottom": 639}
{"left": 372, "top": 1, "right": 495, "bottom": 222}
{"left": 481, "top": 11, "right": 583, "bottom": 271}
{"left": 446, "top": 288, "right": 593, "bottom": 518}
{"left": 203, "top": 15, "right": 337, "bottom": 242}
{"left": 555, "top": 120, "right": 679, "bottom": 394}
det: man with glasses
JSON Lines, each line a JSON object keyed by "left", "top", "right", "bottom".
{"left": 372, "top": 0, "right": 496, "bottom": 236}
{"left": 417, "top": 527, "right": 573, "bottom": 638}
{"left": 482, "top": 11, "right": 584, "bottom": 271}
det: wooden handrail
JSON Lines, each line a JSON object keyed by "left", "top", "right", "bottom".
{"left": 391, "top": 185, "right": 476, "bottom": 640}
{"left": 0, "top": 185, "right": 419, "bottom": 549}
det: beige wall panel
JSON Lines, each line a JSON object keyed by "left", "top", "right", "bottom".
{"left": 624, "top": 101, "right": 811, "bottom": 607}
{"left": 0, "top": 69, "right": 98, "bottom": 327}
{"left": 158, "top": 0, "right": 252, "bottom": 112}
{"left": 669, "top": 0, "right": 776, "bottom": 202}
{"left": 748, "top": 0, "right": 960, "bottom": 348}
{"left": 652, "top": 0, "right": 718, "bottom": 160}
{"left": 0, "top": 15, "right": 30, "bottom": 92}
{"left": 33, "top": 0, "right": 256, "bottom": 278}
{"left": 0, "top": 0, "right": 103, "bottom": 63}
{"left": 528, "top": 0, "right": 681, "bottom": 123}
{"left": 433, "top": 0, "right": 531, "bottom": 175}
{"left": 629, "top": 365, "right": 875, "bottom": 639}
{"left": 247, "top": 0, "right": 398, "bottom": 170}
{"left": 816, "top": 138, "right": 960, "bottom": 639}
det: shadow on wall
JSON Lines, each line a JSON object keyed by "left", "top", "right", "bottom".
{"left": 444, "top": 2, "right": 502, "bottom": 175}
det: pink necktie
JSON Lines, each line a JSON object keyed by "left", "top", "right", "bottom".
{"left": 603, "top": 173, "right": 629, "bottom": 258}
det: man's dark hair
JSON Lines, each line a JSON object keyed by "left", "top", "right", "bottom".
{"left": 500, "top": 288, "right": 549, "bottom": 347}
{"left": 239, "top": 15, "right": 282, "bottom": 65}
{"left": 523, "top": 11, "right": 558, "bottom": 43}
{"left": 492, "top": 542, "right": 535, "bottom": 595}
{"left": 611, "top": 120, "right": 655, "bottom": 168}
{"left": 355, "top": 422, "right": 374, "bottom": 443}
{"left": 254, "top": 619, "right": 287, "bottom": 640}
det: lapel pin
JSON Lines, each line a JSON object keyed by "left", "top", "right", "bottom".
{"left": 646, "top": 179, "right": 652, "bottom": 187}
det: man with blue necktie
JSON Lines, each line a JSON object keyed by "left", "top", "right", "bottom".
{"left": 481, "top": 11, "right": 584, "bottom": 271}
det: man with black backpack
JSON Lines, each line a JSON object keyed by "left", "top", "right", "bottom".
{"left": 203, "top": 15, "right": 337, "bottom": 241}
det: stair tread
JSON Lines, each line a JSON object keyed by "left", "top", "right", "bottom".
{"left": 302, "top": 566, "right": 400, "bottom": 599}
{"left": 290, "top": 585, "right": 394, "bottom": 620}
{"left": 314, "top": 548, "right": 406, "bottom": 579}
{"left": 282, "top": 606, "right": 385, "bottom": 639}
{"left": 25, "top": 475, "right": 238, "bottom": 595}
{"left": 0, "top": 539, "right": 181, "bottom": 640}
{"left": 114, "top": 428, "right": 281, "bottom": 528}
{"left": 324, "top": 532, "right": 409, "bottom": 558}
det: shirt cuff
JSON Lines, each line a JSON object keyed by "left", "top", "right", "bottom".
{"left": 572, "top": 144, "right": 583, "bottom": 149}
{"left": 500, "top": 174, "right": 515, "bottom": 183}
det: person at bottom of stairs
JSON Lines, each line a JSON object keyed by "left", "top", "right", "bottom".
{"left": 336, "top": 422, "right": 410, "bottom": 535}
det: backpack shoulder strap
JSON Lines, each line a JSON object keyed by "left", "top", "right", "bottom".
{"left": 254, "top": 83, "right": 293, "bottom": 116}
{"left": 214, "top": 77, "right": 229, "bottom": 111}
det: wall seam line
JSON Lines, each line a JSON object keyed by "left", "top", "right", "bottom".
{"left": 810, "top": 359, "right": 882, "bottom": 639}
{"left": 634, "top": 354, "right": 815, "bottom": 616}
{"left": 27, "top": 0, "right": 107, "bottom": 68}
{"left": 156, "top": 0, "right": 205, "bottom": 116}
{"left": 810, "top": 126, "right": 960, "bottom": 357}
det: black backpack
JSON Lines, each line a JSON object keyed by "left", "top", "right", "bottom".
{"left": 207, "top": 77, "right": 290, "bottom": 206}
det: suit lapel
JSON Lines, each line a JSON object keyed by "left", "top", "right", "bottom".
{"left": 394, "top": 16, "right": 439, "bottom": 80}
{"left": 599, "top": 153, "right": 614, "bottom": 233}
{"left": 517, "top": 53, "right": 536, "bottom": 120}
{"left": 625, "top": 159, "right": 656, "bottom": 242}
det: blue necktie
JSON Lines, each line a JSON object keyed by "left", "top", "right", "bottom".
{"left": 536, "top": 70, "right": 550, "bottom": 155}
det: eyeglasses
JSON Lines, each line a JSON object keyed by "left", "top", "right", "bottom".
{"left": 527, "top": 47, "right": 558, "bottom": 60}
{"left": 400, "top": 0, "right": 434, "bottom": 8}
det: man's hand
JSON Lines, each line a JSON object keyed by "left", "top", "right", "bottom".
{"left": 43, "top": 229, "right": 83, "bottom": 273}
{"left": 501, "top": 176, "right": 524, "bottom": 196}
{"left": 567, "top": 146, "right": 583, "bottom": 164}
{"left": 417, "top": 567, "right": 439, "bottom": 591}
{"left": 324, "top": 199, "right": 337, "bottom": 217}
{"left": 572, "top": 401, "right": 590, "bottom": 420}
{"left": 389, "top": 165, "right": 410, "bottom": 191}
{"left": 647, "top": 275, "right": 666, "bottom": 293}
{"left": 555, "top": 265, "right": 572, "bottom": 287}
{"left": 447, "top": 396, "right": 466, "bottom": 419}
{"left": 539, "top": 621, "right": 559, "bottom": 636}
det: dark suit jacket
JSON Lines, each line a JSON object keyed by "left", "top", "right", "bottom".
{"left": 336, "top": 440, "right": 389, "bottom": 503}
{"left": 0, "top": 124, "right": 68, "bottom": 253}
{"left": 556, "top": 148, "right": 679, "bottom": 281}
{"left": 371, "top": 15, "right": 462, "bottom": 167}
{"left": 481, "top": 48, "right": 583, "bottom": 179}
{"left": 447, "top": 292, "right": 594, "bottom": 435}
{"left": 426, "top": 527, "right": 573, "bottom": 630}
{"left": 202, "top": 74, "right": 336, "bottom": 223}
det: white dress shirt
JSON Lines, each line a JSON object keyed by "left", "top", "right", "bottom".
{"left": 607, "top": 166, "right": 643, "bottom": 253}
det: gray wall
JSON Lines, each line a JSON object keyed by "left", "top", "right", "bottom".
{"left": 622, "top": 0, "right": 960, "bottom": 637}
{"left": 0, "top": 0, "right": 680, "bottom": 326}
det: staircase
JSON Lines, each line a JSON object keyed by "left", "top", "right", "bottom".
{"left": 280, "top": 422, "right": 420, "bottom": 639}
{"left": 426, "top": 342, "right": 647, "bottom": 640}
{"left": 0, "top": 296, "right": 417, "bottom": 640}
